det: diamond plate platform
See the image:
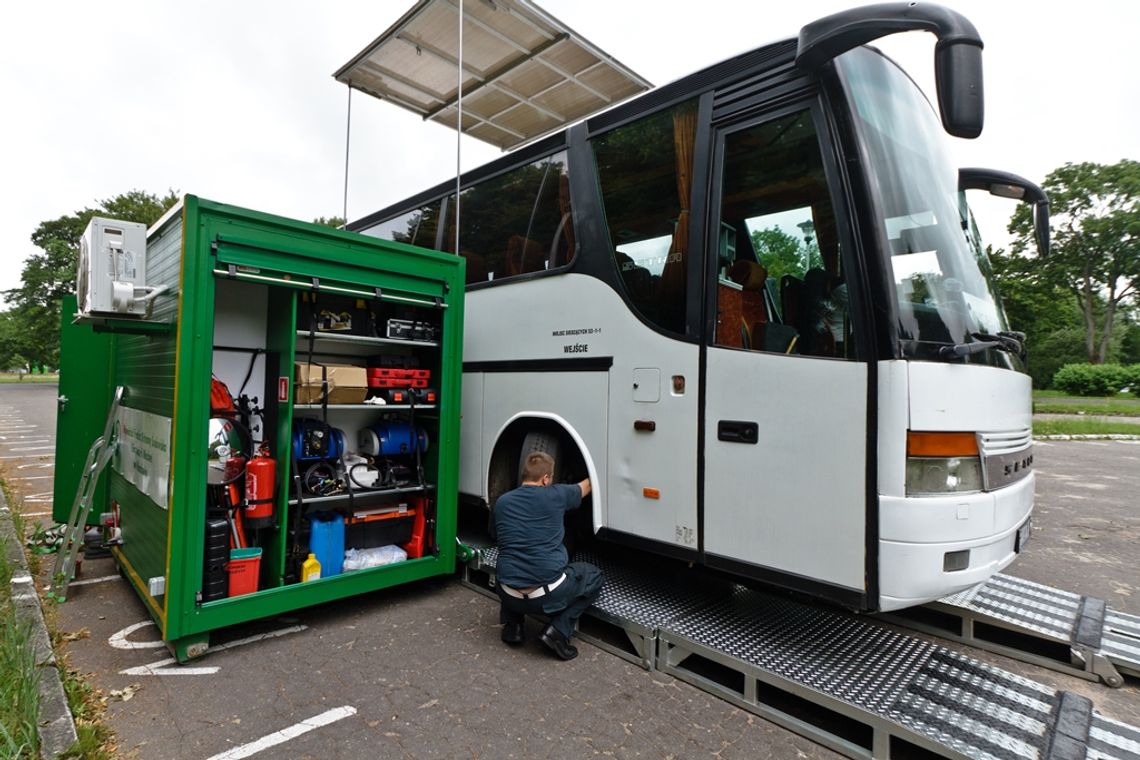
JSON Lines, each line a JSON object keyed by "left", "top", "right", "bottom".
{"left": 458, "top": 547, "right": 1140, "bottom": 759}
{"left": 657, "top": 585, "right": 1140, "bottom": 759}
{"left": 886, "top": 573, "right": 1140, "bottom": 688}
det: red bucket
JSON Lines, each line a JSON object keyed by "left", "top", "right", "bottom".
{"left": 227, "top": 548, "right": 262, "bottom": 597}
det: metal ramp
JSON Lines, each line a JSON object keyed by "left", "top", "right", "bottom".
{"left": 887, "top": 573, "right": 1140, "bottom": 688}
{"left": 461, "top": 547, "right": 1140, "bottom": 759}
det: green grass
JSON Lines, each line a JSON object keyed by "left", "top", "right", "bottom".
{"left": 0, "top": 373, "right": 59, "bottom": 384}
{"left": 3, "top": 483, "right": 113, "bottom": 760}
{"left": 0, "top": 539, "right": 41, "bottom": 759}
{"left": 58, "top": 668, "right": 113, "bottom": 760}
{"left": 1034, "top": 401, "right": 1140, "bottom": 417}
{"left": 1034, "top": 389, "right": 1136, "bottom": 400}
{"left": 1033, "top": 418, "right": 1140, "bottom": 436}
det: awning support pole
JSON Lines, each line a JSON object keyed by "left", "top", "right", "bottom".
{"left": 342, "top": 84, "right": 353, "bottom": 226}
{"left": 455, "top": 0, "right": 463, "bottom": 256}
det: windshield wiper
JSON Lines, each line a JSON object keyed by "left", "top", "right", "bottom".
{"left": 938, "top": 331, "right": 1025, "bottom": 359}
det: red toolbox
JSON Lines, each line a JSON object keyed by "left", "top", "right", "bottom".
{"left": 367, "top": 367, "right": 431, "bottom": 380}
{"left": 368, "top": 376, "right": 429, "bottom": 389}
{"left": 369, "top": 388, "right": 438, "bottom": 405}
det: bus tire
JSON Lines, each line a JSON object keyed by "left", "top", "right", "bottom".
{"left": 518, "top": 430, "right": 563, "bottom": 483}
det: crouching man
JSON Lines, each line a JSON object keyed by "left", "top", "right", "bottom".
{"left": 494, "top": 451, "right": 602, "bottom": 660}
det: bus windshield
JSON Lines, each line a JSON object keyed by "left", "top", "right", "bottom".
{"left": 838, "top": 48, "right": 1016, "bottom": 368}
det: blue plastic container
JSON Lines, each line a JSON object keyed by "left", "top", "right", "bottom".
{"left": 308, "top": 512, "right": 345, "bottom": 576}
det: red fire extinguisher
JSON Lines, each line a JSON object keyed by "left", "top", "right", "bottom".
{"left": 244, "top": 442, "right": 276, "bottom": 526}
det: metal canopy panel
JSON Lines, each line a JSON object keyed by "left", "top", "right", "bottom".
{"left": 335, "top": 0, "right": 652, "bottom": 150}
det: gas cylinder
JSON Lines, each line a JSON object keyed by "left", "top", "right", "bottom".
{"left": 244, "top": 443, "right": 276, "bottom": 527}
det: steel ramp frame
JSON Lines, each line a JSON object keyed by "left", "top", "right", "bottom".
{"left": 886, "top": 573, "right": 1140, "bottom": 688}
{"left": 461, "top": 546, "right": 1140, "bottom": 759}
{"left": 658, "top": 585, "right": 1140, "bottom": 760}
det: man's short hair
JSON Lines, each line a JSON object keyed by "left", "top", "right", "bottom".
{"left": 521, "top": 451, "right": 554, "bottom": 483}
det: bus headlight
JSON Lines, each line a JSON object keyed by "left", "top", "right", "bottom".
{"left": 905, "top": 431, "right": 983, "bottom": 495}
{"left": 906, "top": 456, "right": 984, "bottom": 495}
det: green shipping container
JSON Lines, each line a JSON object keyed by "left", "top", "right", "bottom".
{"left": 55, "top": 196, "right": 464, "bottom": 661}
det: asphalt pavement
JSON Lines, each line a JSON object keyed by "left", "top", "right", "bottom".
{"left": 1, "top": 382, "right": 1137, "bottom": 759}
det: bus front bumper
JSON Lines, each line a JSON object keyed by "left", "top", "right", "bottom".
{"left": 877, "top": 473, "right": 1034, "bottom": 612}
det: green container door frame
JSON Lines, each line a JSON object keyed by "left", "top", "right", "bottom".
{"left": 58, "top": 196, "right": 464, "bottom": 660}
{"left": 53, "top": 295, "right": 113, "bottom": 526}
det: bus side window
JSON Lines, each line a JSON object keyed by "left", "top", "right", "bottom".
{"left": 593, "top": 99, "right": 699, "bottom": 335}
{"left": 716, "top": 110, "right": 851, "bottom": 358}
{"left": 369, "top": 201, "right": 442, "bottom": 249}
{"left": 442, "top": 152, "right": 574, "bottom": 286}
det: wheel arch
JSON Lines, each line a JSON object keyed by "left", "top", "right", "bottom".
{"left": 486, "top": 411, "right": 603, "bottom": 534}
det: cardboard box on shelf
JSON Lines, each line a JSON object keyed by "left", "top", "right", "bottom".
{"left": 294, "top": 363, "right": 368, "bottom": 404}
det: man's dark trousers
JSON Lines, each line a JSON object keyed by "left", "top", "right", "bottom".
{"left": 498, "top": 562, "right": 603, "bottom": 640}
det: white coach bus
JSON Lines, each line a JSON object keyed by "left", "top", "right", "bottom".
{"left": 350, "top": 5, "right": 1048, "bottom": 611}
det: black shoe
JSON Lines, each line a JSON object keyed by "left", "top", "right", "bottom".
{"left": 539, "top": 625, "right": 578, "bottom": 661}
{"left": 501, "top": 622, "right": 524, "bottom": 646}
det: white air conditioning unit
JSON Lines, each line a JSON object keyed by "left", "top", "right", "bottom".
{"left": 77, "top": 217, "right": 151, "bottom": 317}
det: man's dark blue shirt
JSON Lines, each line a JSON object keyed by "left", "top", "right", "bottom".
{"left": 494, "top": 483, "right": 581, "bottom": 588}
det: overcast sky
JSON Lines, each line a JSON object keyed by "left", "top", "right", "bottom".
{"left": 2, "top": 1, "right": 1137, "bottom": 306}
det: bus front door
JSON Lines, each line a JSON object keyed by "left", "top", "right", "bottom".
{"left": 701, "top": 106, "right": 870, "bottom": 604}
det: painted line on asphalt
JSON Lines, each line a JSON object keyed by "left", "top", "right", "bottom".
{"left": 109, "top": 621, "right": 165, "bottom": 650}
{"left": 8, "top": 446, "right": 55, "bottom": 452}
{"left": 21, "top": 511, "right": 51, "bottom": 517}
{"left": 17, "top": 462, "right": 53, "bottom": 469}
{"left": 67, "top": 574, "right": 120, "bottom": 588}
{"left": 11, "top": 475, "right": 53, "bottom": 481}
{"left": 204, "top": 706, "right": 358, "bottom": 760}
{"left": 118, "top": 624, "right": 309, "bottom": 676}
{"left": 0, "top": 454, "right": 54, "bottom": 460}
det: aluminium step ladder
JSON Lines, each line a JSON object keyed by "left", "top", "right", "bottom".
{"left": 50, "top": 386, "right": 123, "bottom": 601}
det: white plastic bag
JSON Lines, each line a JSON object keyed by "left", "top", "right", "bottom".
{"left": 343, "top": 545, "right": 407, "bottom": 571}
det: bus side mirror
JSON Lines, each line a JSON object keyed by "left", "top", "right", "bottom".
{"left": 959, "top": 168, "right": 1050, "bottom": 257}
{"left": 796, "top": 2, "right": 985, "bottom": 138}
{"left": 935, "top": 41, "right": 984, "bottom": 139}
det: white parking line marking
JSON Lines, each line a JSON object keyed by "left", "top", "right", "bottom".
{"left": 17, "top": 463, "right": 53, "bottom": 469}
{"left": 67, "top": 574, "right": 120, "bottom": 588}
{"left": 109, "top": 621, "right": 166, "bottom": 650}
{"left": 118, "top": 625, "right": 309, "bottom": 676}
{"left": 0, "top": 454, "right": 54, "bottom": 460}
{"left": 120, "top": 662, "right": 221, "bottom": 676}
{"left": 204, "top": 706, "right": 357, "bottom": 760}
{"left": 11, "top": 475, "right": 52, "bottom": 481}
{"left": 8, "top": 446, "right": 55, "bottom": 452}
{"left": 21, "top": 511, "right": 51, "bottom": 517}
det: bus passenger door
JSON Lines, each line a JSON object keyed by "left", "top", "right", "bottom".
{"left": 701, "top": 106, "right": 869, "bottom": 604}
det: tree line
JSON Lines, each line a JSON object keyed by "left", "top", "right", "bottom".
{"left": 2, "top": 160, "right": 1137, "bottom": 389}
{"left": 991, "top": 159, "right": 1139, "bottom": 387}
{"left": 0, "top": 191, "right": 343, "bottom": 374}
